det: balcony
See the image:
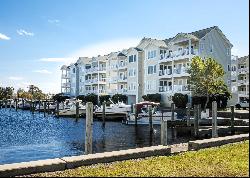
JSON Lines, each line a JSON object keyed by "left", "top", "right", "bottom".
{"left": 159, "top": 86, "right": 172, "bottom": 92}
{"left": 173, "top": 67, "right": 189, "bottom": 77}
{"left": 118, "top": 62, "right": 127, "bottom": 70}
{"left": 238, "top": 91, "right": 249, "bottom": 96}
{"left": 173, "top": 85, "right": 189, "bottom": 92}
{"left": 238, "top": 79, "right": 249, "bottom": 86}
{"left": 108, "top": 77, "right": 118, "bottom": 83}
{"left": 159, "top": 49, "right": 198, "bottom": 63}
{"left": 85, "top": 78, "right": 107, "bottom": 84}
{"left": 118, "top": 76, "right": 127, "bottom": 83}
{"left": 238, "top": 67, "right": 249, "bottom": 74}
{"left": 61, "top": 74, "right": 70, "bottom": 79}
{"left": 159, "top": 69, "right": 172, "bottom": 78}
{"left": 85, "top": 67, "right": 106, "bottom": 74}
{"left": 61, "top": 83, "right": 70, "bottom": 88}
{"left": 118, "top": 88, "right": 128, "bottom": 94}
{"left": 109, "top": 64, "right": 118, "bottom": 70}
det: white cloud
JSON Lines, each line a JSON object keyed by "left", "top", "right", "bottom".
{"left": 48, "top": 19, "right": 60, "bottom": 24}
{"left": 0, "top": 33, "right": 10, "bottom": 40}
{"left": 33, "top": 69, "right": 52, "bottom": 74}
{"left": 17, "top": 29, "right": 34, "bottom": 36}
{"left": 9, "top": 76, "right": 23, "bottom": 81}
{"left": 39, "top": 57, "right": 75, "bottom": 63}
{"left": 232, "top": 46, "right": 249, "bottom": 57}
{"left": 70, "top": 38, "right": 140, "bottom": 59}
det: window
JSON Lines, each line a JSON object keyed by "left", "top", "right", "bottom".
{"left": 210, "top": 44, "right": 213, "bottom": 53}
{"left": 129, "top": 55, "right": 137, "bottom": 63}
{"left": 148, "top": 65, "right": 157, "bottom": 74}
{"left": 200, "top": 43, "right": 204, "bottom": 50}
{"left": 227, "top": 48, "right": 230, "bottom": 56}
{"left": 148, "top": 50, "right": 157, "bottom": 59}
{"left": 129, "top": 68, "right": 136, "bottom": 77}
{"left": 228, "top": 65, "right": 231, "bottom": 71}
{"left": 73, "top": 68, "right": 76, "bottom": 73}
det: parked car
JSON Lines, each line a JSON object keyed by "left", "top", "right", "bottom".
{"left": 235, "top": 100, "right": 249, "bottom": 110}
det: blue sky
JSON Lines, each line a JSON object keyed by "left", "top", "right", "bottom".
{"left": 0, "top": 0, "right": 249, "bottom": 94}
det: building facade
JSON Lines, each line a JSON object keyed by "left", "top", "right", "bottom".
{"left": 61, "top": 26, "right": 235, "bottom": 106}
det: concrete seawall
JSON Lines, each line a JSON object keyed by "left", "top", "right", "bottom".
{"left": 0, "top": 134, "right": 249, "bottom": 177}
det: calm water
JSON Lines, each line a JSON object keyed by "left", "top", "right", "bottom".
{"left": 0, "top": 108, "right": 193, "bottom": 165}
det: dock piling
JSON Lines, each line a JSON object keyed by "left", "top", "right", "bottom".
{"left": 161, "top": 118, "right": 168, "bottom": 145}
{"left": 186, "top": 103, "right": 191, "bottom": 126}
{"left": 56, "top": 101, "right": 59, "bottom": 117}
{"left": 212, "top": 101, "right": 218, "bottom": 138}
{"left": 102, "top": 101, "right": 106, "bottom": 127}
{"left": 76, "top": 101, "right": 79, "bottom": 119}
{"left": 149, "top": 105, "right": 153, "bottom": 133}
{"left": 230, "top": 105, "right": 235, "bottom": 135}
{"left": 194, "top": 105, "right": 199, "bottom": 138}
{"left": 43, "top": 101, "right": 46, "bottom": 117}
{"left": 15, "top": 99, "right": 18, "bottom": 111}
{"left": 85, "top": 102, "right": 93, "bottom": 155}
{"left": 171, "top": 103, "right": 175, "bottom": 121}
{"left": 134, "top": 104, "right": 137, "bottom": 126}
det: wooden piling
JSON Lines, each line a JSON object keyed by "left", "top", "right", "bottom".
{"left": 230, "top": 105, "right": 235, "bottom": 135}
{"left": 212, "top": 101, "right": 218, "bottom": 138}
{"left": 32, "top": 101, "right": 34, "bottom": 114}
{"left": 5, "top": 100, "right": 7, "bottom": 109}
{"left": 134, "top": 104, "right": 137, "bottom": 126}
{"left": 22, "top": 99, "right": 24, "bottom": 110}
{"left": 15, "top": 99, "right": 18, "bottom": 111}
{"left": 43, "top": 101, "right": 46, "bottom": 117}
{"left": 194, "top": 105, "right": 199, "bottom": 137}
{"left": 85, "top": 102, "right": 93, "bottom": 154}
{"left": 76, "top": 101, "right": 79, "bottom": 119}
{"left": 56, "top": 101, "right": 59, "bottom": 117}
{"left": 149, "top": 105, "right": 153, "bottom": 133}
{"left": 102, "top": 101, "right": 106, "bottom": 127}
{"left": 171, "top": 103, "right": 175, "bottom": 121}
{"left": 38, "top": 101, "right": 41, "bottom": 113}
{"left": 161, "top": 118, "right": 168, "bottom": 145}
{"left": 186, "top": 103, "right": 191, "bottom": 126}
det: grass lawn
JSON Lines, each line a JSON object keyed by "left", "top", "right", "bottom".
{"left": 31, "top": 141, "right": 249, "bottom": 177}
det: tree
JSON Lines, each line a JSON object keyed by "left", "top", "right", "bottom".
{"left": 111, "top": 94, "right": 127, "bottom": 104}
{"left": 0, "top": 87, "right": 14, "bottom": 100}
{"left": 172, "top": 93, "right": 188, "bottom": 108}
{"left": 188, "top": 56, "right": 231, "bottom": 111}
{"left": 142, "top": 94, "right": 161, "bottom": 103}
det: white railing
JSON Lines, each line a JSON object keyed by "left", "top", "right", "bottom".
{"left": 160, "top": 49, "right": 198, "bottom": 61}
{"left": 118, "top": 62, "right": 127, "bottom": 68}
{"left": 238, "top": 67, "right": 249, "bottom": 73}
{"left": 118, "top": 76, "right": 127, "bottom": 82}
{"left": 62, "top": 83, "right": 70, "bottom": 87}
{"left": 159, "top": 86, "right": 172, "bottom": 92}
{"left": 238, "top": 80, "right": 248, "bottom": 85}
{"left": 159, "top": 69, "right": 172, "bottom": 76}
{"left": 118, "top": 88, "right": 128, "bottom": 93}
{"left": 61, "top": 74, "right": 70, "bottom": 78}
{"left": 238, "top": 91, "right": 249, "bottom": 95}
{"left": 173, "top": 85, "right": 189, "bottom": 92}
{"left": 173, "top": 67, "right": 189, "bottom": 75}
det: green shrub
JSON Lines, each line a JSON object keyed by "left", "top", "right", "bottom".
{"left": 111, "top": 94, "right": 127, "bottom": 104}
{"left": 77, "top": 95, "right": 86, "bottom": 103}
{"left": 142, "top": 93, "right": 161, "bottom": 103}
{"left": 85, "top": 93, "right": 98, "bottom": 105}
{"left": 52, "top": 93, "right": 70, "bottom": 102}
{"left": 99, "top": 95, "right": 111, "bottom": 104}
{"left": 172, "top": 93, "right": 188, "bottom": 108}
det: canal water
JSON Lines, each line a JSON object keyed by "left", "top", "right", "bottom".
{"left": 0, "top": 108, "right": 192, "bottom": 165}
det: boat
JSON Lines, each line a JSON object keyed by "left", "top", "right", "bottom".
{"left": 17, "top": 100, "right": 31, "bottom": 110}
{"left": 94, "top": 100, "right": 131, "bottom": 120}
{"left": 58, "top": 100, "right": 86, "bottom": 117}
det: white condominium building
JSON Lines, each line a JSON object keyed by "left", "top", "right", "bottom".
{"left": 230, "top": 55, "right": 249, "bottom": 103}
{"left": 61, "top": 26, "right": 233, "bottom": 106}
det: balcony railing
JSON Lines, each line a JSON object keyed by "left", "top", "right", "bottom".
{"left": 61, "top": 83, "right": 70, "bottom": 87}
{"left": 238, "top": 91, "right": 249, "bottom": 95}
{"left": 159, "top": 69, "right": 172, "bottom": 76}
{"left": 85, "top": 67, "right": 107, "bottom": 73}
{"left": 159, "top": 86, "right": 172, "bottom": 92}
{"left": 173, "top": 85, "right": 189, "bottom": 92}
{"left": 238, "top": 67, "right": 249, "bottom": 73}
{"left": 118, "top": 76, "right": 127, "bottom": 82}
{"left": 160, "top": 49, "right": 198, "bottom": 61}
{"left": 238, "top": 79, "right": 248, "bottom": 85}
{"left": 61, "top": 74, "right": 70, "bottom": 78}
{"left": 118, "top": 88, "right": 128, "bottom": 93}
{"left": 118, "top": 62, "right": 127, "bottom": 69}
{"left": 173, "top": 67, "right": 189, "bottom": 75}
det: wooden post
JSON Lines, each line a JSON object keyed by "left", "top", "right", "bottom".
{"left": 149, "top": 105, "right": 153, "bottom": 133}
{"left": 134, "top": 104, "right": 137, "bottom": 126}
{"left": 56, "top": 101, "right": 59, "bottom": 117}
{"left": 171, "top": 103, "right": 175, "bottom": 121}
{"left": 130, "top": 103, "right": 133, "bottom": 113}
{"left": 22, "top": 99, "right": 24, "bottom": 110}
{"left": 76, "top": 101, "right": 79, "bottom": 119}
{"left": 43, "top": 101, "right": 46, "bottom": 117}
{"left": 15, "top": 99, "right": 18, "bottom": 111}
{"left": 161, "top": 118, "right": 168, "bottom": 145}
{"left": 38, "top": 100, "right": 41, "bottom": 113}
{"left": 194, "top": 105, "right": 199, "bottom": 138}
{"left": 212, "top": 101, "right": 218, "bottom": 138}
{"left": 230, "top": 105, "right": 235, "bottom": 135}
{"left": 186, "top": 103, "right": 191, "bottom": 126}
{"left": 102, "top": 101, "right": 106, "bottom": 127}
{"left": 85, "top": 102, "right": 93, "bottom": 154}
{"left": 198, "top": 104, "right": 201, "bottom": 123}
{"left": 32, "top": 101, "right": 34, "bottom": 114}
{"left": 5, "top": 100, "right": 7, "bottom": 109}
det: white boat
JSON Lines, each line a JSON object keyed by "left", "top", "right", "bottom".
{"left": 58, "top": 101, "right": 86, "bottom": 117}
{"left": 126, "top": 111, "right": 177, "bottom": 125}
{"left": 94, "top": 101, "right": 131, "bottom": 115}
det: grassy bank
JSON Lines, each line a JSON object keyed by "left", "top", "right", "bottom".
{"left": 31, "top": 141, "right": 249, "bottom": 177}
